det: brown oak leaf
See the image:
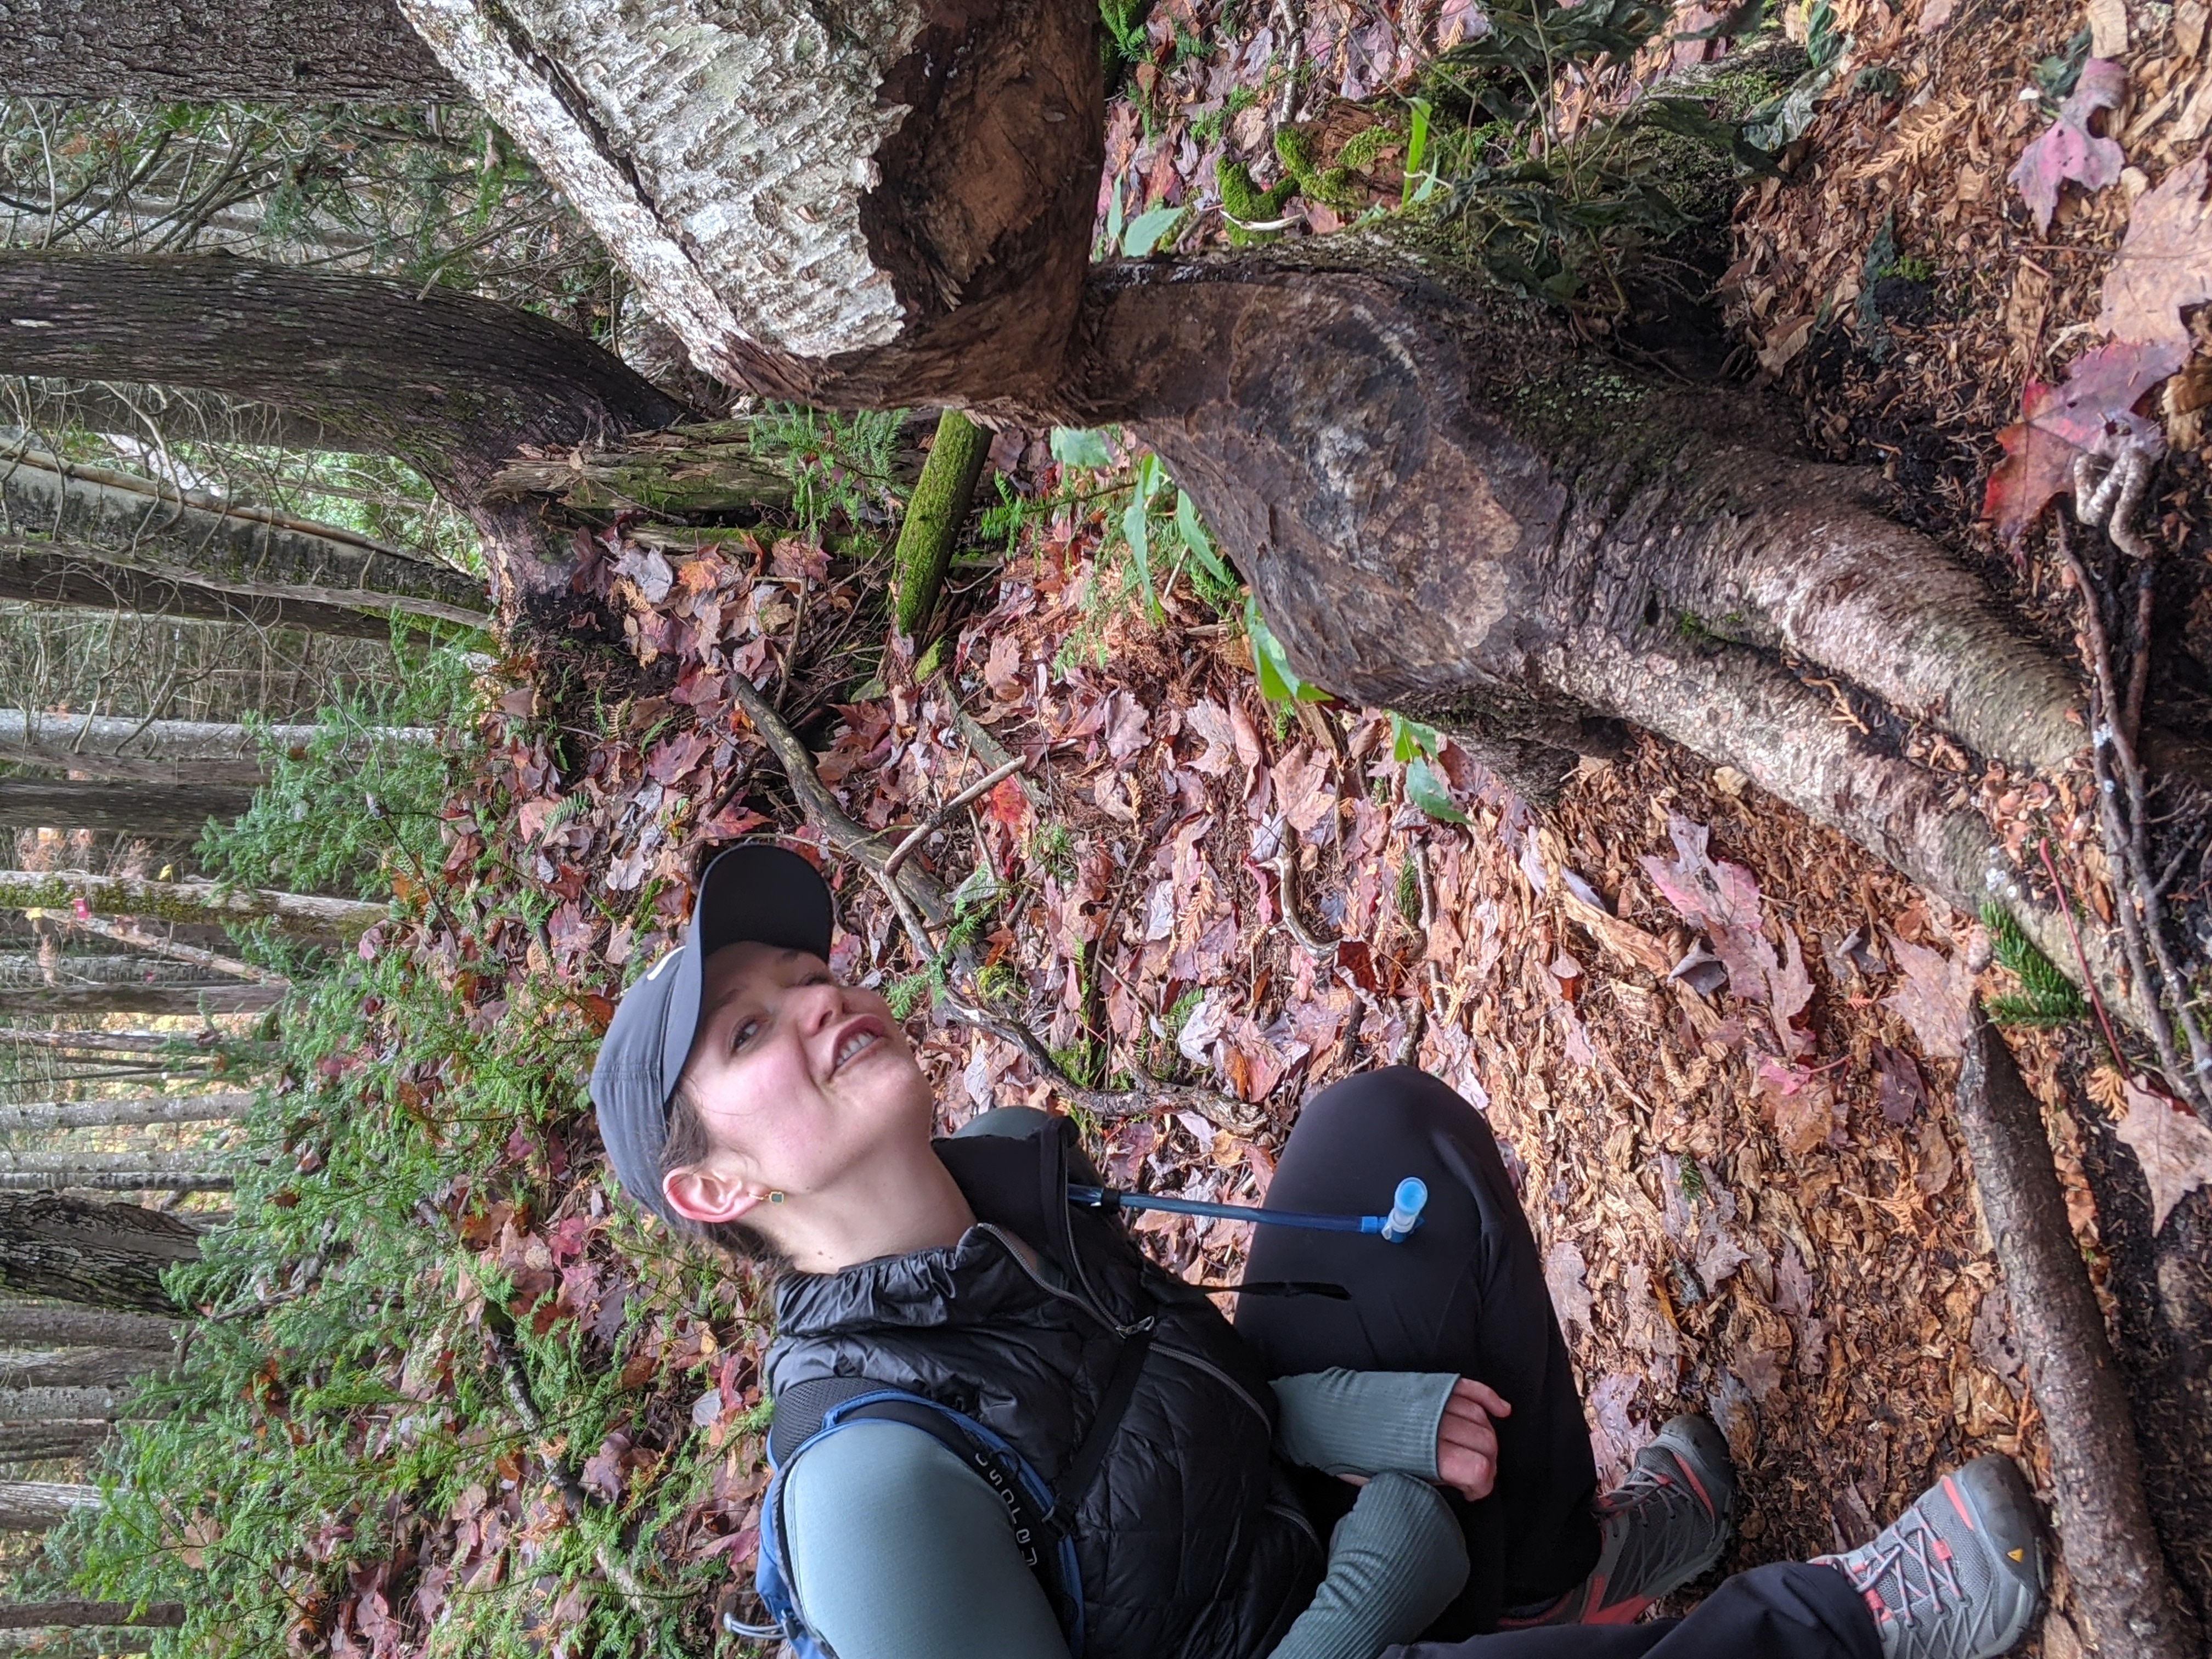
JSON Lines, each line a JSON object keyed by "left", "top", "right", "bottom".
{"left": 1883, "top": 933, "right": 1976, "bottom": 1059}
{"left": 2097, "top": 156, "right": 2212, "bottom": 350}
{"left": 1982, "top": 337, "right": 2188, "bottom": 542}
{"left": 2007, "top": 59, "right": 2128, "bottom": 233}
{"left": 2114, "top": 1077, "right": 2212, "bottom": 1232}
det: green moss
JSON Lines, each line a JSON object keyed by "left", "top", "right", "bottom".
{"left": 891, "top": 409, "right": 991, "bottom": 640}
{"left": 1218, "top": 156, "right": 1297, "bottom": 246}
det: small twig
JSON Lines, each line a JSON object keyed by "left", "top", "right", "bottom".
{"left": 1273, "top": 848, "right": 1336, "bottom": 957}
{"left": 881, "top": 755, "right": 1028, "bottom": 885}
{"left": 2124, "top": 562, "right": 2154, "bottom": 754}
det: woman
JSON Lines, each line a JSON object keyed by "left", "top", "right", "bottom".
{"left": 590, "top": 844, "right": 2047, "bottom": 1659}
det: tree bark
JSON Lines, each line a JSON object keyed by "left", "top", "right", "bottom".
{"left": 395, "top": 0, "right": 1102, "bottom": 408}
{"left": 0, "top": 984, "right": 279, "bottom": 1018}
{"left": 0, "top": 446, "right": 490, "bottom": 629}
{"left": 0, "top": 1421, "right": 111, "bottom": 1462}
{"left": 0, "top": 1632, "right": 150, "bottom": 1658}
{"left": 0, "top": 0, "right": 455, "bottom": 101}
{"left": 0, "top": 1194, "right": 197, "bottom": 1311}
{"left": 0, "top": 1482, "right": 99, "bottom": 1530}
{"left": 0, "top": 779, "right": 253, "bottom": 839}
{"left": 0, "top": 952, "right": 244, "bottom": 988}
{"left": 0, "top": 1349, "right": 160, "bottom": 1390}
{"left": 0, "top": 1303, "right": 177, "bottom": 1350}
{"left": 1957, "top": 1024, "right": 2206, "bottom": 1657}
{"left": 0, "top": 1385, "right": 128, "bottom": 1424}
{"left": 0, "top": 255, "right": 686, "bottom": 482}
{"left": 0, "top": 1153, "right": 232, "bottom": 1193}
{"left": 0, "top": 1605, "right": 182, "bottom": 1633}
{"left": 0, "top": 711, "right": 424, "bottom": 787}
{"left": 0, "top": 870, "right": 381, "bottom": 943}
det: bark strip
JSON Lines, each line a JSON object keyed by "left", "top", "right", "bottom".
{"left": 0, "top": 1303, "right": 177, "bottom": 1349}
{"left": 1955, "top": 1022, "right": 2205, "bottom": 1658}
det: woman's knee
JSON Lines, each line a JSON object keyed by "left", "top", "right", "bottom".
{"left": 1296, "top": 1066, "right": 1492, "bottom": 1149}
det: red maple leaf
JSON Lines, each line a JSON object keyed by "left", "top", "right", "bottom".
{"left": 1982, "top": 338, "right": 2187, "bottom": 543}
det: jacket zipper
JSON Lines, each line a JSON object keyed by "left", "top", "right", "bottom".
{"left": 1153, "top": 1342, "right": 1273, "bottom": 1430}
{"left": 977, "top": 1223, "right": 1152, "bottom": 1339}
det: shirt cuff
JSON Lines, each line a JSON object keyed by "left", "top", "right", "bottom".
{"left": 1269, "top": 1369, "right": 1459, "bottom": 1480}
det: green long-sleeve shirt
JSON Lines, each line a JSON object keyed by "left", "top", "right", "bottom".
{"left": 781, "top": 1365, "right": 1468, "bottom": 1659}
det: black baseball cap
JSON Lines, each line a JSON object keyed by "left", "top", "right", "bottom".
{"left": 589, "top": 842, "right": 834, "bottom": 1222}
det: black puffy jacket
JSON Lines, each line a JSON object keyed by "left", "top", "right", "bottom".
{"left": 764, "top": 1114, "right": 1326, "bottom": 1658}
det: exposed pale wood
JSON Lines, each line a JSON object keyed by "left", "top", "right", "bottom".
{"left": 65, "top": 921, "right": 286, "bottom": 987}
{"left": 0, "top": 1152, "right": 232, "bottom": 1193}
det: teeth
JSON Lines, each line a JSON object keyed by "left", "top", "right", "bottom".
{"left": 834, "top": 1031, "right": 879, "bottom": 1070}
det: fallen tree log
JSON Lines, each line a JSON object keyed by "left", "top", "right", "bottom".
{"left": 0, "top": 1603, "right": 182, "bottom": 1632}
{"left": 0, "top": 1094, "right": 251, "bottom": 1134}
{"left": 1956, "top": 1022, "right": 2204, "bottom": 1658}
{"left": 0, "top": 1482, "right": 99, "bottom": 1531}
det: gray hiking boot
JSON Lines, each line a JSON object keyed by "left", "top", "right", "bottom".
{"left": 1813, "top": 1456, "right": 2046, "bottom": 1659}
{"left": 1502, "top": 1413, "right": 1738, "bottom": 1626}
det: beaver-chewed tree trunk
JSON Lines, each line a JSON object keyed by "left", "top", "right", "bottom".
{"left": 389, "top": 0, "right": 2160, "bottom": 1014}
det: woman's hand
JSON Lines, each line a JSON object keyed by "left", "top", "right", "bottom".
{"left": 1434, "top": 1378, "right": 1511, "bottom": 1502}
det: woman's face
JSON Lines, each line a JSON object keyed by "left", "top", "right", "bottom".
{"left": 661, "top": 941, "right": 932, "bottom": 1226}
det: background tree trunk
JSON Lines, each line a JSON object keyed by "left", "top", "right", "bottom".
{"left": 0, "top": 1386, "right": 128, "bottom": 1425}
{"left": 0, "top": 985, "right": 279, "bottom": 1018}
{"left": 0, "top": 712, "right": 422, "bottom": 786}
{"left": 0, "top": 1152, "right": 232, "bottom": 1192}
{"left": 0, "top": 0, "right": 455, "bottom": 101}
{"left": 0, "top": 1605, "right": 182, "bottom": 1633}
{"left": 0, "top": 1349, "right": 162, "bottom": 1390}
{"left": 0, "top": 255, "right": 686, "bottom": 481}
{"left": 0, "top": 1193, "right": 198, "bottom": 1311}
{"left": 0, "top": 780, "right": 254, "bottom": 839}
{"left": 0, "top": 1423, "right": 111, "bottom": 1463}
{"left": 0, "top": 447, "right": 491, "bottom": 629}
{"left": 0, "top": 1482, "right": 99, "bottom": 1530}
{"left": 0, "top": 544, "right": 419, "bottom": 641}
{"left": 0, "top": 1302, "right": 176, "bottom": 1350}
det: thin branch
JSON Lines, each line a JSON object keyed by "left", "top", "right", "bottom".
{"left": 67, "top": 917, "right": 289, "bottom": 988}
{"left": 880, "top": 755, "right": 1028, "bottom": 885}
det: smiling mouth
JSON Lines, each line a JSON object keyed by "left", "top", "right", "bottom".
{"left": 832, "top": 1026, "right": 883, "bottom": 1073}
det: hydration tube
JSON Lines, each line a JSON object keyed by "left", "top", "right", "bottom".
{"left": 1068, "top": 1176, "right": 1429, "bottom": 1243}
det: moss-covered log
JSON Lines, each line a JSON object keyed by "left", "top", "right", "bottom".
{"left": 0, "top": 871, "right": 380, "bottom": 943}
{"left": 892, "top": 410, "right": 990, "bottom": 639}
{"left": 479, "top": 421, "right": 793, "bottom": 517}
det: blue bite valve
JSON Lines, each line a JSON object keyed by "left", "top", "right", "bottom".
{"left": 1380, "top": 1177, "right": 1427, "bottom": 1243}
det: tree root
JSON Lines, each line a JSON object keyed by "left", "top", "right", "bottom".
{"left": 1955, "top": 1022, "right": 2205, "bottom": 1657}
{"left": 729, "top": 675, "right": 1265, "bottom": 1136}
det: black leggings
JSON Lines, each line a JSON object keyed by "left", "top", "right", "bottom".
{"left": 1234, "top": 1068, "right": 1878, "bottom": 1659}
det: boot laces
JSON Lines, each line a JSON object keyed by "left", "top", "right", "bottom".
{"left": 1853, "top": 1509, "right": 1963, "bottom": 1627}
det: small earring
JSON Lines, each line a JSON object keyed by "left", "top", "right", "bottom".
{"left": 768, "top": 1190, "right": 786, "bottom": 1204}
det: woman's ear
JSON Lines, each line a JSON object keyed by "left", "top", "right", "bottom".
{"left": 663, "top": 1161, "right": 769, "bottom": 1228}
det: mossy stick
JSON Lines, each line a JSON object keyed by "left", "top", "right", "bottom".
{"left": 891, "top": 409, "right": 991, "bottom": 640}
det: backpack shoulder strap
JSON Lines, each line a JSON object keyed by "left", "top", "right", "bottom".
{"left": 758, "top": 1378, "right": 1087, "bottom": 1654}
